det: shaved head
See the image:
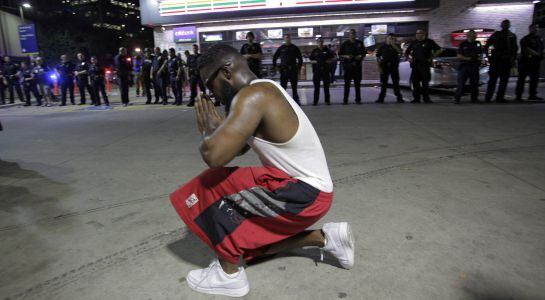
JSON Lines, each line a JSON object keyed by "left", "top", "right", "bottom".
{"left": 198, "top": 44, "right": 256, "bottom": 111}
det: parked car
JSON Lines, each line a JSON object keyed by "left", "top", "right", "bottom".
{"left": 398, "top": 48, "right": 489, "bottom": 88}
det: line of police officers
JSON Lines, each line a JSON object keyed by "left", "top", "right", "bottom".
{"left": 1, "top": 21, "right": 542, "bottom": 107}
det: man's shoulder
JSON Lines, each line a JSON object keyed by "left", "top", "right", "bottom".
{"left": 233, "top": 82, "right": 283, "bottom": 109}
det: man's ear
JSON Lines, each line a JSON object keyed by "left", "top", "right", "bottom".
{"left": 221, "top": 64, "right": 233, "bottom": 80}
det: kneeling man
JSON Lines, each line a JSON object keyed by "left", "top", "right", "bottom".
{"left": 170, "top": 44, "right": 354, "bottom": 297}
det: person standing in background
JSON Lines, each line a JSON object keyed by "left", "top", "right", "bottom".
{"left": 56, "top": 54, "right": 76, "bottom": 106}
{"left": 309, "top": 37, "right": 334, "bottom": 105}
{"left": 485, "top": 19, "right": 518, "bottom": 103}
{"left": 516, "top": 23, "right": 544, "bottom": 101}
{"left": 454, "top": 30, "right": 483, "bottom": 104}
{"left": 339, "top": 29, "right": 366, "bottom": 104}
{"left": 375, "top": 33, "right": 404, "bottom": 103}
{"left": 89, "top": 56, "right": 109, "bottom": 106}
{"left": 20, "top": 61, "right": 42, "bottom": 106}
{"left": 241, "top": 31, "right": 263, "bottom": 78}
{"left": 75, "top": 53, "right": 95, "bottom": 105}
{"left": 133, "top": 52, "right": 143, "bottom": 97}
{"left": 114, "top": 47, "right": 132, "bottom": 107}
{"left": 273, "top": 34, "right": 303, "bottom": 104}
{"left": 142, "top": 48, "right": 154, "bottom": 105}
{"left": 404, "top": 29, "right": 443, "bottom": 103}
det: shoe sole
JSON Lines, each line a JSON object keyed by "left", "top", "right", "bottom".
{"left": 337, "top": 222, "right": 355, "bottom": 269}
{"left": 186, "top": 275, "right": 250, "bottom": 297}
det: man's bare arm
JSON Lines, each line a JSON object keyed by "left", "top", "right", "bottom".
{"left": 198, "top": 85, "right": 266, "bottom": 168}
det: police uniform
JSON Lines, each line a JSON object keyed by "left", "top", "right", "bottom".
{"left": 75, "top": 59, "right": 94, "bottom": 105}
{"left": 516, "top": 33, "right": 544, "bottom": 100}
{"left": 168, "top": 55, "right": 183, "bottom": 105}
{"left": 187, "top": 53, "right": 205, "bottom": 106}
{"left": 21, "top": 65, "right": 42, "bottom": 106}
{"left": 309, "top": 46, "right": 334, "bottom": 105}
{"left": 376, "top": 43, "right": 403, "bottom": 103}
{"left": 142, "top": 55, "right": 153, "bottom": 104}
{"left": 241, "top": 42, "right": 263, "bottom": 78}
{"left": 3, "top": 61, "right": 25, "bottom": 104}
{"left": 33, "top": 64, "right": 53, "bottom": 105}
{"left": 56, "top": 60, "right": 76, "bottom": 105}
{"left": 405, "top": 38, "right": 441, "bottom": 103}
{"left": 485, "top": 29, "right": 518, "bottom": 102}
{"left": 273, "top": 44, "right": 303, "bottom": 103}
{"left": 114, "top": 53, "right": 132, "bottom": 105}
{"left": 339, "top": 39, "right": 366, "bottom": 104}
{"left": 89, "top": 62, "right": 109, "bottom": 106}
{"left": 455, "top": 40, "right": 483, "bottom": 103}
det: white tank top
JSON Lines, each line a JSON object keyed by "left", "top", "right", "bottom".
{"left": 247, "top": 79, "right": 333, "bottom": 193}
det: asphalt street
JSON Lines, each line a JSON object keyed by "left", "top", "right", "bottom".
{"left": 1, "top": 83, "right": 544, "bottom": 300}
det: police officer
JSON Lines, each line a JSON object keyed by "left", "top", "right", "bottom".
{"left": 454, "top": 30, "right": 483, "bottom": 104}
{"left": 20, "top": 61, "right": 42, "bottom": 106}
{"left": 516, "top": 23, "right": 544, "bottom": 101}
{"left": 405, "top": 29, "right": 442, "bottom": 103}
{"left": 114, "top": 47, "right": 132, "bottom": 107}
{"left": 56, "top": 54, "right": 76, "bottom": 106}
{"left": 167, "top": 48, "right": 184, "bottom": 105}
{"left": 156, "top": 49, "right": 170, "bottom": 105}
{"left": 75, "top": 53, "right": 94, "bottom": 105}
{"left": 151, "top": 47, "right": 164, "bottom": 104}
{"left": 33, "top": 57, "right": 53, "bottom": 107}
{"left": 273, "top": 34, "right": 303, "bottom": 104}
{"left": 187, "top": 44, "right": 206, "bottom": 107}
{"left": 89, "top": 56, "right": 109, "bottom": 106}
{"left": 309, "top": 37, "right": 334, "bottom": 105}
{"left": 141, "top": 48, "right": 153, "bottom": 104}
{"left": 3, "top": 56, "right": 25, "bottom": 104}
{"left": 376, "top": 33, "right": 404, "bottom": 103}
{"left": 485, "top": 19, "right": 518, "bottom": 103}
{"left": 339, "top": 29, "right": 366, "bottom": 104}
{"left": 240, "top": 31, "right": 263, "bottom": 78}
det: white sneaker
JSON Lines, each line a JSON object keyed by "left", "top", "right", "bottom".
{"left": 322, "top": 222, "right": 355, "bottom": 269}
{"left": 186, "top": 259, "right": 250, "bottom": 297}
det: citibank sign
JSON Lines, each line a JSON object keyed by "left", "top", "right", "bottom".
{"left": 173, "top": 26, "right": 197, "bottom": 43}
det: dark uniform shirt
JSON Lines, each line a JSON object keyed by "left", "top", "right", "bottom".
{"left": 241, "top": 42, "right": 263, "bottom": 71}
{"left": 339, "top": 39, "right": 366, "bottom": 66}
{"left": 75, "top": 60, "right": 89, "bottom": 78}
{"left": 405, "top": 38, "right": 441, "bottom": 66}
{"left": 167, "top": 56, "right": 181, "bottom": 79}
{"left": 486, "top": 30, "right": 518, "bottom": 63}
{"left": 273, "top": 44, "right": 303, "bottom": 69}
{"left": 520, "top": 33, "right": 544, "bottom": 62}
{"left": 187, "top": 54, "right": 200, "bottom": 77}
{"left": 3, "top": 62, "right": 20, "bottom": 79}
{"left": 56, "top": 61, "right": 75, "bottom": 80}
{"left": 20, "top": 67, "right": 35, "bottom": 85}
{"left": 457, "top": 40, "right": 483, "bottom": 68}
{"left": 376, "top": 44, "right": 401, "bottom": 68}
{"left": 32, "top": 64, "right": 51, "bottom": 85}
{"left": 142, "top": 57, "right": 153, "bottom": 78}
{"left": 114, "top": 54, "right": 132, "bottom": 76}
{"left": 88, "top": 63, "right": 104, "bottom": 81}
{"left": 309, "top": 46, "right": 334, "bottom": 73}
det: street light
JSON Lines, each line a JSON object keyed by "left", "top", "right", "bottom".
{"left": 19, "top": 2, "right": 31, "bottom": 23}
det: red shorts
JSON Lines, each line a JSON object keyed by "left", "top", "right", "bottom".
{"left": 170, "top": 166, "right": 333, "bottom": 264}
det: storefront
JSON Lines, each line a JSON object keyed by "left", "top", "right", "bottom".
{"left": 140, "top": 0, "right": 536, "bottom": 80}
